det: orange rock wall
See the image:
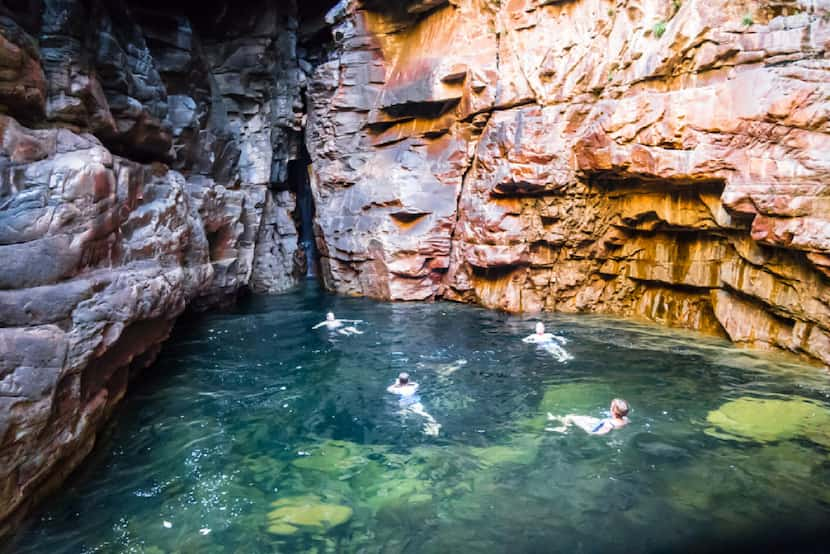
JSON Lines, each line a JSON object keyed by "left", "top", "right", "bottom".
{"left": 306, "top": 0, "right": 830, "bottom": 366}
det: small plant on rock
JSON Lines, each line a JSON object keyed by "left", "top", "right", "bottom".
{"left": 741, "top": 14, "right": 753, "bottom": 26}
{"left": 653, "top": 20, "right": 667, "bottom": 38}
{"left": 672, "top": 0, "right": 681, "bottom": 12}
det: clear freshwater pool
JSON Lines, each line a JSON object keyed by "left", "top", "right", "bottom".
{"left": 7, "top": 285, "right": 830, "bottom": 553}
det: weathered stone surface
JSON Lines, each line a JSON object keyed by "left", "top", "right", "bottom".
{"left": 0, "top": 0, "right": 309, "bottom": 534}
{"left": 0, "top": 16, "right": 46, "bottom": 122}
{"left": 3, "top": 0, "right": 830, "bottom": 540}
{"left": 306, "top": 0, "right": 830, "bottom": 367}
{"left": 0, "top": 117, "right": 213, "bottom": 532}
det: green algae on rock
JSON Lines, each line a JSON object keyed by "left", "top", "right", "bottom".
{"left": 361, "top": 477, "right": 433, "bottom": 513}
{"left": 292, "top": 439, "right": 375, "bottom": 474}
{"left": 538, "top": 382, "right": 615, "bottom": 414}
{"left": 468, "top": 434, "right": 542, "bottom": 467}
{"left": 705, "top": 397, "right": 830, "bottom": 446}
{"left": 266, "top": 495, "right": 353, "bottom": 535}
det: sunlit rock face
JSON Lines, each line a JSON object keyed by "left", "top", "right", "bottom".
{"left": 306, "top": 0, "right": 830, "bottom": 366}
{"left": 0, "top": 1, "right": 307, "bottom": 532}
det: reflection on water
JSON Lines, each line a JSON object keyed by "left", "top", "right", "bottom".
{"left": 6, "top": 284, "right": 830, "bottom": 553}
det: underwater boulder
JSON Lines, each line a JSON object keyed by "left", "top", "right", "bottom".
{"left": 361, "top": 476, "right": 433, "bottom": 513}
{"left": 468, "top": 434, "right": 541, "bottom": 467}
{"left": 266, "top": 495, "right": 353, "bottom": 535}
{"left": 291, "top": 439, "right": 376, "bottom": 474}
{"left": 705, "top": 397, "right": 830, "bottom": 446}
{"left": 538, "top": 382, "right": 615, "bottom": 414}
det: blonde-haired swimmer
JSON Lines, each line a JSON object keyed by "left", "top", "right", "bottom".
{"left": 546, "top": 398, "right": 630, "bottom": 435}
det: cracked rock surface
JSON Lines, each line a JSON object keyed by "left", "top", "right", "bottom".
{"left": 306, "top": 0, "right": 830, "bottom": 366}
{"left": 0, "top": 0, "right": 309, "bottom": 531}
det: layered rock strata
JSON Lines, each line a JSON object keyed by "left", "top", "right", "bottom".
{"left": 306, "top": 0, "right": 830, "bottom": 366}
{"left": 0, "top": 0, "right": 310, "bottom": 532}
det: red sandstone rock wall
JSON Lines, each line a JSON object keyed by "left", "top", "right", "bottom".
{"left": 306, "top": 0, "right": 830, "bottom": 366}
{"left": 0, "top": 1, "right": 309, "bottom": 532}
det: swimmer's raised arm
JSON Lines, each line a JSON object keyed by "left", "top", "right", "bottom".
{"left": 312, "top": 321, "right": 326, "bottom": 329}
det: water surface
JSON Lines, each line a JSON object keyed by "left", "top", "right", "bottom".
{"left": 8, "top": 285, "right": 830, "bottom": 553}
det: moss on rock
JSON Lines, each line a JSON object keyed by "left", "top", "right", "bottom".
{"left": 266, "top": 495, "right": 353, "bottom": 535}
{"left": 705, "top": 397, "right": 830, "bottom": 446}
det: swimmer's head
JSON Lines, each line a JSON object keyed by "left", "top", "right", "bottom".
{"left": 397, "top": 372, "right": 410, "bottom": 385}
{"left": 535, "top": 322, "right": 545, "bottom": 334}
{"left": 326, "top": 312, "right": 335, "bottom": 321}
{"left": 611, "top": 398, "right": 629, "bottom": 418}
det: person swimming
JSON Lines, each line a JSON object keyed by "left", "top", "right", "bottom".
{"left": 522, "top": 322, "right": 572, "bottom": 361}
{"left": 312, "top": 312, "right": 364, "bottom": 335}
{"left": 386, "top": 372, "right": 419, "bottom": 396}
{"left": 546, "top": 398, "right": 630, "bottom": 435}
{"left": 523, "top": 322, "right": 556, "bottom": 344}
{"left": 386, "top": 372, "right": 441, "bottom": 436}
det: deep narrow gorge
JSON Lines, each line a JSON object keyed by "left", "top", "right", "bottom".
{"left": 1, "top": 0, "right": 829, "bottom": 539}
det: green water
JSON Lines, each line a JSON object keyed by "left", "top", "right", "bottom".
{"left": 7, "top": 285, "right": 830, "bottom": 553}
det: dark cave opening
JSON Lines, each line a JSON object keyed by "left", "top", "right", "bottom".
{"left": 287, "top": 144, "right": 319, "bottom": 280}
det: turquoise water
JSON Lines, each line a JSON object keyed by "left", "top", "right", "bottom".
{"left": 6, "top": 285, "right": 830, "bottom": 553}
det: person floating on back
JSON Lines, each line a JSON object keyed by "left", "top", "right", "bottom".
{"left": 312, "top": 312, "right": 364, "bottom": 335}
{"left": 387, "top": 372, "right": 441, "bottom": 436}
{"left": 522, "top": 322, "right": 572, "bottom": 362}
{"left": 546, "top": 398, "right": 630, "bottom": 435}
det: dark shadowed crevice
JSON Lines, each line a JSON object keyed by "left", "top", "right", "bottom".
{"left": 287, "top": 143, "right": 319, "bottom": 280}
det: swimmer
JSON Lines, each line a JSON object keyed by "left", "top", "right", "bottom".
{"left": 546, "top": 398, "right": 630, "bottom": 435}
{"left": 312, "top": 312, "right": 364, "bottom": 335}
{"left": 387, "top": 373, "right": 441, "bottom": 436}
{"left": 437, "top": 359, "right": 468, "bottom": 379}
{"left": 386, "top": 372, "right": 419, "bottom": 396}
{"left": 522, "top": 322, "right": 566, "bottom": 345}
{"left": 522, "top": 322, "right": 572, "bottom": 362}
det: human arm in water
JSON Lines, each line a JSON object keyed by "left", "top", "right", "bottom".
{"left": 312, "top": 321, "right": 327, "bottom": 329}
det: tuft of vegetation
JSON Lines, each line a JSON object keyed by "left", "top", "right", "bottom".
{"left": 608, "top": 8, "right": 615, "bottom": 17}
{"left": 672, "top": 0, "right": 682, "bottom": 12}
{"left": 741, "top": 14, "right": 753, "bottom": 26}
{"left": 653, "top": 20, "right": 667, "bottom": 38}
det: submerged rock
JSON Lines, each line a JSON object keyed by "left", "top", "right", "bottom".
{"left": 361, "top": 477, "right": 433, "bottom": 513}
{"left": 538, "top": 382, "right": 615, "bottom": 415}
{"left": 468, "top": 434, "right": 541, "bottom": 468}
{"left": 291, "top": 439, "right": 377, "bottom": 474}
{"left": 266, "top": 495, "right": 353, "bottom": 535}
{"left": 705, "top": 397, "right": 830, "bottom": 446}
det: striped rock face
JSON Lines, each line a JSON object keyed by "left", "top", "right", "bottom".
{"left": 0, "top": 1, "right": 308, "bottom": 533}
{"left": 306, "top": 0, "right": 830, "bottom": 366}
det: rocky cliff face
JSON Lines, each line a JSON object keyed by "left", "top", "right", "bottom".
{"left": 0, "top": 0, "right": 310, "bottom": 532}
{"left": 2, "top": 0, "right": 830, "bottom": 538}
{"left": 306, "top": 0, "right": 830, "bottom": 366}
